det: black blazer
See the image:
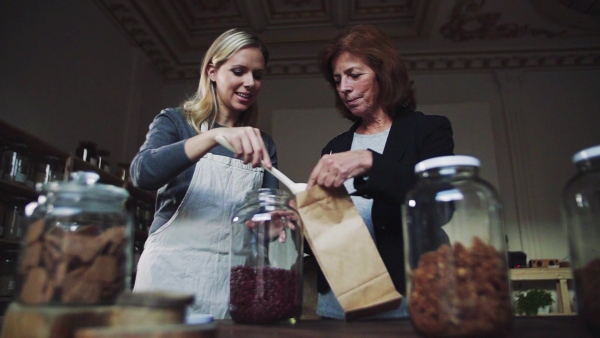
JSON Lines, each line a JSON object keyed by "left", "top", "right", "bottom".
{"left": 316, "top": 108, "right": 454, "bottom": 295}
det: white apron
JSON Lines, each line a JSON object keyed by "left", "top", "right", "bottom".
{"left": 133, "top": 153, "right": 263, "bottom": 319}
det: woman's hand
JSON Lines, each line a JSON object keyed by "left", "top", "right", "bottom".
{"left": 215, "top": 127, "right": 271, "bottom": 168}
{"left": 185, "top": 127, "right": 272, "bottom": 168}
{"left": 245, "top": 210, "right": 298, "bottom": 243}
{"left": 307, "top": 150, "right": 373, "bottom": 189}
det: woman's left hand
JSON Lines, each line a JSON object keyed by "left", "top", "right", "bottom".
{"left": 307, "top": 150, "right": 373, "bottom": 189}
{"left": 245, "top": 210, "right": 298, "bottom": 243}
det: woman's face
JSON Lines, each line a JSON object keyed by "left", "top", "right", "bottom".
{"left": 332, "top": 51, "right": 381, "bottom": 119}
{"left": 208, "top": 47, "right": 265, "bottom": 116}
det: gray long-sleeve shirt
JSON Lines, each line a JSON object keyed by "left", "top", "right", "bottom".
{"left": 130, "top": 107, "right": 278, "bottom": 234}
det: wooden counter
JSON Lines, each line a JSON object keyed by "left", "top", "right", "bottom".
{"left": 216, "top": 316, "right": 596, "bottom": 338}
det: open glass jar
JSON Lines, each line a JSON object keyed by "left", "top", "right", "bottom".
{"left": 562, "top": 144, "right": 600, "bottom": 335}
{"left": 16, "top": 171, "right": 132, "bottom": 305}
{"left": 229, "top": 188, "right": 303, "bottom": 324}
{"left": 403, "top": 155, "right": 512, "bottom": 338}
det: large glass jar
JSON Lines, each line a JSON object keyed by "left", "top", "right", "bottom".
{"left": 403, "top": 155, "right": 512, "bottom": 338}
{"left": 229, "top": 188, "right": 303, "bottom": 324}
{"left": 16, "top": 171, "right": 133, "bottom": 305}
{"left": 562, "top": 144, "right": 600, "bottom": 336}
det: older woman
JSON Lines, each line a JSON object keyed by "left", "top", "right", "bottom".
{"left": 307, "top": 24, "right": 455, "bottom": 319}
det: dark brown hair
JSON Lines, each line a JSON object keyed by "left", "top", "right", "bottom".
{"left": 318, "top": 25, "right": 416, "bottom": 121}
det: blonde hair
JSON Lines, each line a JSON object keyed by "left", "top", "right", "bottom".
{"left": 183, "top": 28, "right": 269, "bottom": 133}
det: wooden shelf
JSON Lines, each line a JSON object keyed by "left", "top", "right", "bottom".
{"left": 0, "top": 239, "right": 20, "bottom": 251}
{"left": 510, "top": 267, "right": 573, "bottom": 281}
{"left": 0, "top": 179, "right": 37, "bottom": 201}
{"left": 0, "top": 119, "right": 155, "bottom": 317}
{"left": 510, "top": 268, "right": 574, "bottom": 315}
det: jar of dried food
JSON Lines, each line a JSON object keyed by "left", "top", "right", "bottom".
{"left": 2, "top": 142, "right": 31, "bottom": 185}
{"left": 403, "top": 155, "right": 512, "bottom": 338}
{"left": 562, "top": 144, "right": 600, "bottom": 336}
{"left": 16, "top": 171, "right": 132, "bottom": 305}
{"left": 229, "top": 188, "right": 304, "bottom": 324}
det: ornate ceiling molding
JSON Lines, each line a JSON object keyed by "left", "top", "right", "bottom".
{"left": 266, "top": 48, "right": 600, "bottom": 78}
{"left": 93, "top": 0, "right": 600, "bottom": 81}
{"left": 440, "top": 0, "right": 566, "bottom": 42}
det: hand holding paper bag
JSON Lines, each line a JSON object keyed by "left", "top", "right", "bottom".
{"left": 296, "top": 185, "right": 402, "bottom": 320}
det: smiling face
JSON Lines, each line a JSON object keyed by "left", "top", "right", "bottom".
{"left": 207, "top": 47, "right": 265, "bottom": 118}
{"left": 332, "top": 51, "right": 382, "bottom": 119}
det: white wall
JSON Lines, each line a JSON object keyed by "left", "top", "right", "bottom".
{"left": 2, "top": 0, "right": 600, "bottom": 264}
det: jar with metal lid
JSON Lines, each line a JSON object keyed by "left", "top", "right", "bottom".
{"left": 403, "top": 155, "right": 512, "bottom": 338}
{"left": 16, "top": 171, "right": 133, "bottom": 305}
{"left": 2, "top": 142, "right": 31, "bottom": 185}
{"left": 229, "top": 188, "right": 304, "bottom": 324}
{"left": 75, "top": 141, "right": 99, "bottom": 166}
{"left": 562, "top": 144, "right": 600, "bottom": 336}
{"left": 0, "top": 249, "right": 18, "bottom": 297}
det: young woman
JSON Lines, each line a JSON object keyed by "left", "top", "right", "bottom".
{"left": 131, "top": 28, "right": 278, "bottom": 319}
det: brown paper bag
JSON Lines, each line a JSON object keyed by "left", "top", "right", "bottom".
{"left": 296, "top": 185, "right": 402, "bottom": 320}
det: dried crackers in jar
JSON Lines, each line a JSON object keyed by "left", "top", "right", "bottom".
{"left": 16, "top": 172, "right": 132, "bottom": 305}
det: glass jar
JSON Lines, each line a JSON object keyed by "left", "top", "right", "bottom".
{"left": 229, "top": 188, "right": 304, "bottom": 324}
{"left": 2, "top": 142, "right": 31, "bottom": 185}
{"left": 562, "top": 144, "right": 600, "bottom": 336}
{"left": 97, "top": 149, "right": 111, "bottom": 173}
{"left": 0, "top": 250, "right": 18, "bottom": 297}
{"left": 2, "top": 196, "right": 28, "bottom": 240}
{"left": 403, "top": 155, "right": 512, "bottom": 338}
{"left": 16, "top": 171, "right": 133, "bottom": 305}
{"left": 35, "top": 155, "right": 63, "bottom": 185}
{"left": 117, "top": 162, "right": 130, "bottom": 181}
{"left": 75, "top": 141, "right": 98, "bottom": 166}
{"left": 0, "top": 139, "right": 6, "bottom": 178}
{"left": 0, "top": 194, "right": 6, "bottom": 238}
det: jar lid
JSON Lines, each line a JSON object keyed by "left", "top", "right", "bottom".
{"left": 572, "top": 144, "right": 600, "bottom": 163}
{"left": 40, "top": 171, "right": 129, "bottom": 201}
{"left": 415, "top": 155, "right": 480, "bottom": 173}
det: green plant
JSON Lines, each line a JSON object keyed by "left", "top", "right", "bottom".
{"left": 515, "top": 289, "right": 554, "bottom": 316}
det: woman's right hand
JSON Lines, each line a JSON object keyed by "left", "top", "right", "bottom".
{"left": 214, "top": 127, "right": 271, "bottom": 168}
{"left": 184, "top": 127, "right": 272, "bottom": 168}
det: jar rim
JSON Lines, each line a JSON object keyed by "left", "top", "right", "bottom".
{"left": 38, "top": 171, "right": 129, "bottom": 201}
{"left": 572, "top": 144, "right": 600, "bottom": 163}
{"left": 415, "top": 155, "right": 480, "bottom": 173}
